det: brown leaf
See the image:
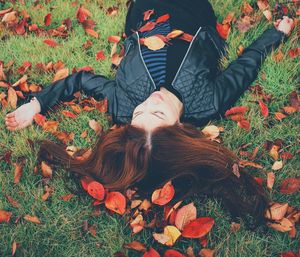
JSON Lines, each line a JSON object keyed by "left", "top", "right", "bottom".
{"left": 280, "top": 178, "right": 300, "bottom": 194}
{"left": 123, "top": 241, "right": 147, "bottom": 252}
{"left": 41, "top": 161, "right": 52, "bottom": 178}
{"left": 267, "top": 218, "right": 293, "bottom": 232}
{"left": 130, "top": 214, "right": 145, "bottom": 234}
{"left": 7, "top": 87, "right": 18, "bottom": 109}
{"left": 23, "top": 215, "right": 41, "bottom": 224}
{"left": 267, "top": 172, "right": 275, "bottom": 190}
{"left": 265, "top": 203, "right": 289, "bottom": 221}
{"left": 289, "top": 91, "right": 300, "bottom": 112}
{"left": 2, "top": 11, "right": 18, "bottom": 27}
{"left": 230, "top": 222, "right": 241, "bottom": 233}
{"left": 89, "top": 119, "right": 102, "bottom": 135}
{"left": 85, "top": 29, "right": 99, "bottom": 38}
{"left": 241, "top": 2, "right": 254, "bottom": 15}
{"left": 5, "top": 195, "right": 20, "bottom": 208}
{"left": 53, "top": 68, "right": 69, "bottom": 82}
{"left": 13, "top": 163, "right": 23, "bottom": 184}
{"left": 239, "top": 160, "right": 263, "bottom": 169}
{"left": 44, "top": 13, "right": 52, "bottom": 26}
{"left": 199, "top": 249, "right": 215, "bottom": 257}
{"left": 43, "top": 120, "right": 59, "bottom": 132}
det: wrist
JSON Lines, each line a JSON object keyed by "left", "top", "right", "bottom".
{"left": 30, "top": 97, "right": 41, "bottom": 114}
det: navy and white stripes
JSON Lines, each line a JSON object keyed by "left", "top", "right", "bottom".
{"left": 139, "top": 20, "right": 171, "bottom": 87}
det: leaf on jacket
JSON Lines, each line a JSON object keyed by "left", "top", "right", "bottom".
{"left": 87, "top": 181, "right": 105, "bottom": 201}
{"left": 151, "top": 181, "right": 175, "bottom": 206}
{"left": 139, "top": 21, "right": 156, "bottom": 33}
{"left": 105, "top": 191, "right": 126, "bottom": 215}
{"left": 280, "top": 178, "right": 300, "bottom": 194}
{"left": 156, "top": 14, "right": 170, "bottom": 23}
{"left": 143, "top": 9, "right": 154, "bottom": 21}
{"left": 181, "top": 217, "right": 215, "bottom": 238}
{"left": 143, "top": 35, "right": 166, "bottom": 51}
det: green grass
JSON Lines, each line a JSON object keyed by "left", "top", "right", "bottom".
{"left": 0, "top": 0, "right": 299, "bottom": 256}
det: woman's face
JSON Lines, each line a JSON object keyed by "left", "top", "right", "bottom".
{"left": 131, "top": 91, "right": 181, "bottom": 131}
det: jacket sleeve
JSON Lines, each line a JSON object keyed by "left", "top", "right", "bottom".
{"left": 29, "top": 70, "right": 116, "bottom": 114}
{"left": 211, "top": 27, "right": 286, "bottom": 114}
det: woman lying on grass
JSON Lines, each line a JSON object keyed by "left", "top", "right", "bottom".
{"left": 5, "top": 0, "right": 294, "bottom": 224}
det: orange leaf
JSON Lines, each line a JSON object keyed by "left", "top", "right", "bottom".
{"left": 143, "top": 9, "right": 154, "bottom": 21}
{"left": 181, "top": 217, "right": 215, "bottom": 238}
{"left": 259, "top": 100, "right": 269, "bottom": 117}
{"left": 275, "top": 112, "right": 287, "bottom": 121}
{"left": 199, "top": 249, "right": 215, "bottom": 257}
{"left": 174, "top": 202, "right": 197, "bottom": 230}
{"left": 13, "top": 163, "right": 23, "bottom": 184}
{"left": 237, "top": 119, "right": 251, "bottom": 131}
{"left": 139, "top": 21, "right": 156, "bottom": 33}
{"left": 124, "top": 241, "right": 147, "bottom": 252}
{"left": 164, "top": 249, "right": 185, "bottom": 257}
{"left": 225, "top": 106, "right": 248, "bottom": 116}
{"left": 105, "top": 191, "right": 126, "bottom": 215}
{"left": 44, "top": 13, "right": 52, "bottom": 26}
{"left": 267, "top": 218, "right": 293, "bottom": 232}
{"left": 289, "top": 48, "right": 300, "bottom": 59}
{"left": 265, "top": 203, "right": 289, "bottom": 221}
{"left": 60, "top": 194, "right": 75, "bottom": 201}
{"left": 142, "top": 247, "right": 160, "bottom": 257}
{"left": 130, "top": 214, "right": 145, "bottom": 234}
{"left": 87, "top": 181, "right": 105, "bottom": 201}
{"left": 151, "top": 181, "right": 175, "bottom": 205}
{"left": 166, "top": 30, "right": 184, "bottom": 39}
{"left": 70, "top": 105, "right": 81, "bottom": 114}
{"left": 107, "top": 35, "right": 121, "bottom": 43}
{"left": 156, "top": 14, "right": 170, "bottom": 23}
{"left": 12, "top": 240, "right": 17, "bottom": 256}
{"left": 43, "top": 39, "right": 58, "bottom": 47}
{"left": 42, "top": 120, "right": 59, "bottom": 132}
{"left": 62, "top": 110, "right": 77, "bottom": 118}
{"left": 41, "top": 161, "right": 52, "bottom": 178}
{"left": 216, "top": 23, "right": 231, "bottom": 40}
{"left": 0, "top": 210, "right": 12, "bottom": 223}
{"left": 280, "top": 178, "right": 300, "bottom": 194}
{"left": 241, "top": 2, "right": 254, "bottom": 15}
{"left": 267, "top": 172, "right": 275, "bottom": 190}
{"left": 85, "top": 28, "right": 99, "bottom": 38}
{"left": 143, "top": 36, "right": 166, "bottom": 51}
{"left": 23, "top": 215, "right": 41, "bottom": 224}
{"left": 53, "top": 68, "right": 69, "bottom": 82}
{"left": 89, "top": 119, "right": 102, "bottom": 134}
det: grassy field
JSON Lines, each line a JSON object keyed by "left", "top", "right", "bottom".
{"left": 0, "top": 0, "right": 299, "bottom": 256}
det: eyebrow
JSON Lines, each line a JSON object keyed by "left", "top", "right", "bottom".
{"left": 132, "top": 111, "right": 165, "bottom": 120}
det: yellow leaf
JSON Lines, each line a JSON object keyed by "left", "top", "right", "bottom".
{"left": 143, "top": 36, "right": 165, "bottom": 51}
{"left": 164, "top": 225, "right": 181, "bottom": 246}
{"left": 272, "top": 160, "right": 283, "bottom": 171}
{"left": 201, "top": 125, "right": 220, "bottom": 140}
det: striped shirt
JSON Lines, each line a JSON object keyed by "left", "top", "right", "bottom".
{"left": 139, "top": 20, "right": 171, "bottom": 87}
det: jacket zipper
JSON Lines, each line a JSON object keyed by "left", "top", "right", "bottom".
{"left": 171, "top": 26, "right": 202, "bottom": 86}
{"left": 136, "top": 32, "right": 156, "bottom": 90}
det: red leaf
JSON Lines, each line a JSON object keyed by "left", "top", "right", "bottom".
{"left": 80, "top": 176, "right": 94, "bottom": 191}
{"left": 33, "top": 114, "right": 46, "bottom": 126}
{"left": 43, "top": 39, "right": 58, "bottom": 47}
{"left": 151, "top": 181, "right": 175, "bottom": 206}
{"left": 281, "top": 152, "right": 294, "bottom": 160}
{"left": 254, "top": 177, "right": 264, "bottom": 186}
{"left": 280, "top": 178, "right": 300, "bottom": 194}
{"left": 96, "top": 50, "right": 106, "bottom": 61}
{"left": 87, "top": 181, "right": 105, "bottom": 201}
{"left": 0, "top": 210, "right": 12, "bottom": 223}
{"left": 289, "top": 48, "right": 300, "bottom": 58}
{"left": 280, "top": 252, "right": 298, "bottom": 257}
{"left": 142, "top": 248, "right": 160, "bottom": 257}
{"left": 143, "top": 9, "right": 154, "bottom": 21}
{"left": 44, "top": 13, "right": 52, "bottom": 26}
{"left": 225, "top": 106, "right": 248, "bottom": 116}
{"left": 76, "top": 5, "right": 91, "bottom": 23}
{"left": 61, "top": 110, "right": 77, "bottom": 119}
{"left": 139, "top": 21, "right": 156, "bottom": 33}
{"left": 237, "top": 119, "right": 251, "bottom": 131}
{"left": 259, "top": 100, "right": 269, "bottom": 117}
{"left": 107, "top": 35, "right": 121, "bottom": 43}
{"left": 74, "top": 66, "right": 94, "bottom": 73}
{"left": 216, "top": 22, "right": 231, "bottom": 40}
{"left": 164, "top": 249, "right": 185, "bottom": 257}
{"left": 179, "top": 33, "right": 193, "bottom": 42}
{"left": 105, "top": 192, "right": 126, "bottom": 215}
{"left": 15, "top": 19, "right": 26, "bottom": 35}
{"left": 156, "top": 14, "right": 170, "bottom": 23}
{"left": 181, "top": 217, "right": 215, "bottom": 238}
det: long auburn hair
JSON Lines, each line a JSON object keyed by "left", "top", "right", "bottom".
{"left": 39, "top": 123, "right": 269, "bottom": 224}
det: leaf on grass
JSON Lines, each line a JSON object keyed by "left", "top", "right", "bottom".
{"left": 130, "top": 214, "right": 145, "bottom": 234}
{"left": 44, "top": 13, "right": 52, "bottom": 26}
{"left": 53, "top": 68, "right": 69, "bottom": 82}
{"left": 12, "top": 240, "right": 17, "bottom": 256}
{"left": 175, "top": 202, "right": 197, "bottom": 230}
{"left": 267, "top": 172, "right": 275, "bottom": 190}
{"left": 80, "top": 176, "right": 94, "bottom": 191}
{"left": 151, "top": 181, "right": 175, "bottom": 206}
{"left": 108, "top": 35, "right": 121, "bottom": 43}
{"left": 241, "top": 2, "right": 254, "bottom": 14}
{"left": 199, "top": 249, "right": 215, "bottom": 257}
{"left": 43, "top": 120, "right": 59, "bottom": 132}
{"left": 163, "top": 225, "right": 181, "bottom": 246}
{"left": 87, "top": 181, "right": 105, "bottom": 201}
{"left": 85, "top": 28, "right": 99, "bottom": 38}
{"left": 43, "top": 39, "right": 58, "bottom": 47}
{"left": 225, "top": 106, "right": 248, "bottom": 116}
{"left": 152, "top": 232, "right": 170, "bottom": 245}
{"left": 60, "top": 194, "right": 74, "bottom": 201}
{"left": 5, "top": 195, "right": 20, "bottom": 208}
{"left": 13, "top": 163, "right": 23, "bottom": 184}
{"left": 23, "top": 215, "right": 41, "bottom": 224}
{"left": 61, "top": 110, "right": 77, "bottom": 119}
{"left": 143, "top": 9, "right": 154, "bottom": 21}
{"left": 181, "top": 217, "right": 215, "bottom": 238}
{"left": 280, "top": 178, "right": 300, "bottom": 194}
{"left": 76, "top": 5, "right": 91, "bottom": 23}
{"left": 201, "top": 125, "right": 220, "bottom": 140}
{"left": 216, "top": 23, "right": 231, "bottom": 40}
{"left": 105, "top": 191, "right": 126, "bottom": 215}
{"left": 288, "top": 91, "right": 300, "bottom": 112}
{"left": 265, "top": 203, "right": 289, "bottom": 221}
{"left": 0, "top": 210, "right": 12, "bottom": 223}
{"left": 259, "top": 100, "right": 269, "bottom": 117}
{"left": 237, "top": 119, "right": 251, "bottom": 131}
{"left": 239, "top": 160, "right": 263, "bottom": 169}
{"left": 289, "top": 48, "right": 300, "bottom": 59}
{"left": 141, "top": 248, "right": 160, "bottom": 257}
{"left": 41, "top": 161, "right": 52, "bottom": 178}
{"left": 96, "top": 50, "right": 106, "bottom": 61}
{"left": 257, "top": 0, "right": 269, "bottom": 11}
{"left": 275, "top": 112, "right": 287, "bottom": 121}
{"left": 7, "top": 87, "right": 17, "bottom": 109}
{"left": 267, "top": 218, "right": 293, "bottom": 232}
{"left": 89, "top": 119, "right": 102, "bottom": 135}
{"left": 164, "top": 249, "right": 186, "bottom": 257}
{"left": 272, "top": 160, "right": 283, "bottom": 171}
{"left": 124, "top": 241, "right": 147, "bottom": 252}
{"left": 12, "top": 75, "right": 27, "bottom": 87}
{"left": 230, "top": 222, "right": 241, "bottom": 233}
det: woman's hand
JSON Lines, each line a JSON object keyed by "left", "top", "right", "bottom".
{"left": 5, "top": 98, "right": 41, "bottom": 131}
{"left": 274, "top": 16, "right": 295, "bottom": 36}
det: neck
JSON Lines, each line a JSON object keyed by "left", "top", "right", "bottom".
{"left": 160, "top": 87, "right": 184, "bottom": 116}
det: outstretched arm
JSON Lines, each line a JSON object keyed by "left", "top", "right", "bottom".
{"left": 5, "top": 70, "right": 116, "bottom": 131}
{"left": 212, "top": 17, "right": 294, "bottom": 114}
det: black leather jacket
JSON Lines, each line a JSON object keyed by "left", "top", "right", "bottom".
{"left": 31, "top": 26, "right": 285, "bottom": 125}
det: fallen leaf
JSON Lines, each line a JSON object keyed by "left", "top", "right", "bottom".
{"left": 108, "top": 35, "right": 121, "bottom": 43}
{"left": 141, "top": 247, "right": 160, "bottom": 257}
{"left": 265, "top": 203, "right": 289, "bottom": 221}
{"left": 267, "top": 218, "right": 293, "bottom": 232}
{"left": 280, "top": 178, "right": 300, "bottom": 194}
{"left": 289, "top": 91, "right": 300, "bottom": 112}
{"left": 267, "top": 172, "right": 275, "bottom": 190}
{"left": 259, "top": 100, "right": 269, "bottom": 117}
{"left": 216, "top": 23, "right": 231, "bottom": 40}
{"left": 163, "top": 225, "right": 181, "bottom": 246}
{"left": 7, "top": 87, "right": 18, "bottom": 109}
{"left": 23, "top": 215, "right": 41, "bottom": 224}
{"left": 41, "top": 161, "right": 52, "bottom": 178}
{"left": 76, "top": 5, "right": 91, "bottom": 23}
{"left": 44, "top": 13, "right": 52, "bottom": 26}
{"left": 105, "top": 191, "right": 126, "bottom": 215}
{"left": 13, "top": 163, "right": 23, "bottom": 184}
{"left": 289, "top": 48, "right": 300, "bottom": 59}
{"left": 0, "top": 210, "right": 12, "bottom": 223}
{"left": 87, "top": 181, "right": 105, "bottom": 201}
{"left": 275, "top": 112, "right": 287, "bottom": 121}
{"left": 43, "top": 39, "right": 59, "bottom": 47}
{"left": 151, "top": 181, "right": 175, "bottom": 206}
{"left": 241, "top": 2, "right": 254, "bottom": 14}
{"left": 181, "top": 217, "right": 215, "bottom": 238}
{"left": 5, "top": 195, "right": 20, "bottom": 208}
{"left": 152, "top": 232, "right": 170, "bottom": 245}
{"left": 130, "top": 214, "right": 145, "bottom": 234}
{"left": 12, "top": 240, "right": 17, "bottom": 256}
{"left": 237, "top": 119, "right": 251, "bottom": 131}
{"left": 175, "top": 202, "right": 197, "bottom": 230}
{"left": 230, "top": 222, "right": 241, "bottom": 233}
{"left": 124, "top": 241, "right": 147, "bottom": 252}
{"left": 61, "top": 110, "right": 77, "bottom": 118}
{"left": 96, "top": 50, "right": 106, "bottom": 61}
{"left": 60, "top": 194, "right": 74, "bottom": 201}
{"left": 225, "top": 106, "right": 248, "bottom": 116}
{"left": 80, "top": 176, "right": 94, "bottom": 191}
{"left": 201, "top": 125, "right": 220, "bottom": 140}
{"left": 89, "top": 119, "right": 102, "bottom": 134}
{"left": 53, "top": 68, "right": 69, "bottom": 82}
{"left": 164, "top": 249, "right": 186, "bottom": 257}
{"left": 272, "top": 160, "right": 283, "bottom": 171}
{"left": 85, "top": 28, "right": 99, "bottom": 38}
{"left": 263, "top": 10, "right": 272, "bottom": 21}
{"left": 199, "top": 249, "right": 215, "bottom": 257}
